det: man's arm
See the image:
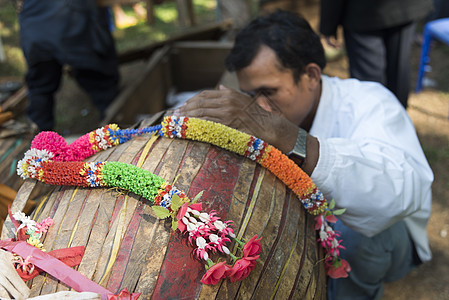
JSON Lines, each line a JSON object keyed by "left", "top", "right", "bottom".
{"left": 179, "top": 86, "right": 319, "bottom": 175}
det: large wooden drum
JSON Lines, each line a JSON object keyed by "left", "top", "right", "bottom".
{"left": 2, "top": 118, "right": 326, "bottom": 299}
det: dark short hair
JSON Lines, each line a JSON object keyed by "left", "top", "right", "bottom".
{"left": 225, "top": 10, "right": 326, "bottom": 82}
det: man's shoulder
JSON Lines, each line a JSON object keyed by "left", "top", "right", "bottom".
{"left": 323, "top": 75, "right": 393, "bottom": 101}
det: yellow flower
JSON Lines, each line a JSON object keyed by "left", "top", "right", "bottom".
{"left": 27, "top": 236, "right": 45, "bottom": 251}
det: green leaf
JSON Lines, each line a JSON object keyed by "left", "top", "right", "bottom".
{"left": 171, "top": 219, "right": 179, "bottom": 231}
{"left": 151, "top": 206, "right": 171, "bottom": 219}
{"left": 329, "top": 199, "right": 335, "bottom": 210}
{"left": 192, "top": 190, "right": 204, "bottom": 203}
{"left": 332, "top": 208, "right": 346, "bottom": 216}
{"left": 170, "top": 194, "right": 182, "bottom": 212}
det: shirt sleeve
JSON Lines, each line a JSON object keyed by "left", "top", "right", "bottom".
{"left": 310, "top": 81, "right": 433, "bottom": 237}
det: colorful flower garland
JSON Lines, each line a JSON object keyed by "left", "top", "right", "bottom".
{"left": 16, "top": 116, "right": 350, "bottom": 283}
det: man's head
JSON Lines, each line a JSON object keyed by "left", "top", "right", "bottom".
{"left": 225, "top": 10, "right": 326, "bottom": 82}
{"left": 225, "top": 10, "right": 325, "bottom": 128}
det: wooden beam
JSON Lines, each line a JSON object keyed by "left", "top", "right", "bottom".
{"left": 118, "top": 19, "right": 233, "bottom": 63}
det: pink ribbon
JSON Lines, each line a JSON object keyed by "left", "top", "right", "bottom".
{"left": 0, "top": 240, "right": 140, "bottom": 299}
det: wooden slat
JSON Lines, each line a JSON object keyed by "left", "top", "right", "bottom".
{"left": 197, "top": 158, "right": 257, "bottom": 299}
{"left": 151, "top": 146, "right": 243, "bottom": 298}
{"left": 118, "top": 203, "right": 158, "bottom": 292}
{"left": 88, "top": 137, "right": 150, "bottom": 286}
{"left": 1, "top": 179, "right": 37, "bottom": 239}
{"left": 275, "top": 200, "right": 307, "bottom": 299}
{"left": 116, "top": 20, "right": 232, "bottom": 64}
{"left": 107, "top": 200, "right": 146, "bottom": 292}
{"left": 134, "top": 140, "right": 210, "bottom": 298}
{"left": 251, "top": 191, "right": 300, "bottom": 299}
{"left": 112, "top": 138, "right": 188, "bottom": 295}
{"left": 171, "top": 41, "right": 233, "bottom": 91}
{"left": 41, "top": 188, "right": 91, "bottom": 294}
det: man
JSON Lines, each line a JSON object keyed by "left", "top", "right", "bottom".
{"left": 19, "top": 0, "right": 120, "bottom": 131}
{"left": 320, "top": 0, "right": 433, "bottom": 108}
{"left": 180, "top": 10, "right": 433, "bottom": 300}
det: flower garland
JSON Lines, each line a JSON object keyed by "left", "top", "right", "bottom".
{"left": 16, "top": 116, "right": 350, "bottom": 282}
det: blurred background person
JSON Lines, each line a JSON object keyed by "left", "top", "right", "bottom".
{"left": 19, "top": 0, "right": 120, "bottom": 131}
{"left": 320, "top": 0, "right": 433, "bottom": 108}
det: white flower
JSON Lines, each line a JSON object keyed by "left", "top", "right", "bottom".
{"left": 222, "top": 245, "right": 230, "bottom": 254}
{"left": 196, "top": 236, "right": 207, "bottom": 248}
{"left": 209, "top": 234, "right": 219, "bottom": 244}
{"left": 12, "top": 211, "right": 28, "bottom": 222}
{"left": 187, "top": 222, "right": 196, "bottom": 232}
{"left": 187, "top": 208, "right": 200, "bottom": 215}
{"left": 198, "top": 212, "right": 210, "bottom": 222}
{"left": 213, "top": 220, "right": 226, "bottom": 231}
{"left": 319, "top": 230, "right": 328, "bottom": 241}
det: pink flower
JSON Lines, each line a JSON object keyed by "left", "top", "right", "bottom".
{"left": 177, "top": 202, "right": 202, "bottom": 233}
{"left": 208, "top": 234, "right": 231, "bottom": 254}
{"left": 107, "top": 288, "right": 141, "bottom": 300}
{"left": 314, "top": 214, "right": 324, "bottom": 230}
{"left": 35, "top": 217, "right": 54, "bottom": 235}
{"left": 327, "top": 258, "right": 351, "bottom": 279}
{"left": 326, "top": 214, "right": 338, "bottom": 223}
{"left": 241, "top": 235, "right": 262, "bottom": 258}
{"left": 207, "top": 210, "right": 221, "bottom": 223}
{"left": 213, "top": 220, "right": 235, "bottom": 237}
{"left": 225, "top": 256, "right": 259, "bottom": 282}
{"left": 200, "top": 262, "right": 229, "bottom": 285}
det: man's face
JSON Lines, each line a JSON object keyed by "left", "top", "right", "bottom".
{"left": 236, "top": 45, "right": 319, "bottom": 127}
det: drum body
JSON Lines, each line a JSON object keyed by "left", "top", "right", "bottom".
{"left": 2, "top": 122, "right": 326, "bottom": 299}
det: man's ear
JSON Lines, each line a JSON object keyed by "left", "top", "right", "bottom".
{"left": 304, "top": 63, "right": 322, "bottom": 90}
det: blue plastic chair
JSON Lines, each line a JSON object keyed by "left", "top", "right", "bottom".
{"left": 415, "top": 18, "right": 449, "bottom": 92}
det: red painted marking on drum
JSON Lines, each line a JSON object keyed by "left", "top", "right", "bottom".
{"left": 151, "top": 147, "right": 243, "bottom": 299}
{"left": 106, "top": 200, "right": 145, "bottom": 292}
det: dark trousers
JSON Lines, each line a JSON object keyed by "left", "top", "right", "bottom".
{"left": 344, "top": 22, "right": 416, "bottom": 108}
{"left": 26, "top": 60, "right": 119, "bottom": 131}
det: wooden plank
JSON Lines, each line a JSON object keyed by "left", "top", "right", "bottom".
{"left": 117, "top": 20, "right": 232, "bottom": 64}
{"left": 275, "top": 202, "right": 308, "bottom": 299}
{"left": 1, "top": 179, "right": 37, "bottom": 239}
{"left": 41, "top": 188, "right": 91, "bottom": 294}
{"left": 197, "top": 158, "right": 257, "bottom": 299}
{"left": 118, "top": 204, "right": 158, "bottom": 292}
{"left": 102, "top": 47, "right": 172, "bottom": 127}
{"left": 0, "top": 137, "right": 32, "bottom": 191}
{"left": 171, "top": 42, "right": 233, "bottom": 91}
{"left": 250, "top": 192, "right": 301, "bottom": 299}
{"left": 0, "top": 86, "right": 27, "bottom": 116}
{"left": 82, "top": 136, "right": 149, "bottom": 287}
{"left": 134, "top": 140, "right": 209, "bottom": 298}
{"left": 106, "top": 137, "right": 188, "bottom": 294}
{"left": 107, "top": 200, "right": 145, "bottom": 292}
{"left": 140, "top": 137, "right": 173, "bottom": 173}
{"left": 29, "top": 186, "right": 76, "bottom": 296}
{"left": 152, "top": 146, "right": 243, "bottom": 299}
{"left": 133, "top": 219, "right": 170, "bottom": 298}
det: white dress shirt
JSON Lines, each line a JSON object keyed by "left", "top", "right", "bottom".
{"left": 310, "top": 75, "right": 433, "bottom": 262}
